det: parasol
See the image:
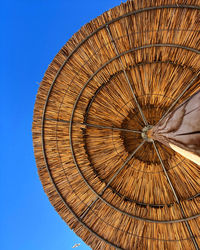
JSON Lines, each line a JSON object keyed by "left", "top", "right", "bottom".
{"left": 32, "top": 0, "right": 200, "bottom": 249}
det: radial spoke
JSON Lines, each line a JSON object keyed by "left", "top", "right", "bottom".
{"left": 153, "top": 141, "right": 179, "bottom": 203}
{"left": 101, "top": 140, "right": 145, "bottom": 193}
{"left": 80, "top": 197, "right": 99, "bottom": 220}
{"left": 157, "top": 70, "right": 200, "bottom": 124}
{"left": 152, "top": 140, "right": 199, "bottom": 250}
{"left": 45, "top": 118, "right": 141, "bottom": 133}
{"left": 80, "top": 140, "right": 145, "bottom": 220}
{"left": 106, "top": 24, "right": 148, "bottom": 126}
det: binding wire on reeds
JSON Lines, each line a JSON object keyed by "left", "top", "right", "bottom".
{"left": 32, "top": 0, "right": 200, "bottom": 249}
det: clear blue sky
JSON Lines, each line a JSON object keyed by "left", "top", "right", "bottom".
{"left": 0, "top": 1, "right": 121, "bottom": 250}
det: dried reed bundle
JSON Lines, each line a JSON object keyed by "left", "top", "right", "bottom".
{"left": 32, "top": 0, "right": 200, "bottom": 249}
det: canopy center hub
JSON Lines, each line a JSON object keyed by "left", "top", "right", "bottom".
{"left": 141, "top": 125, "right": 153, "bottom": 142}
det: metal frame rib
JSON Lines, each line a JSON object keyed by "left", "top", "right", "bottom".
{"left": 80, "top": 140, "right": 145, "bottom": 219}
{"left": 152, "top": 140, "right": 199, "bottom": 250}
{"left": 106, "top": 24, "right": 148, "bottom": 126}
{"left": 45, "top": 118, "right": 141, "bottom": 133}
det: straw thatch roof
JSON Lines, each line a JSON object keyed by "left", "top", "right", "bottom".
{"left": 32, "top": 0, "right": 200, "bottom": 249}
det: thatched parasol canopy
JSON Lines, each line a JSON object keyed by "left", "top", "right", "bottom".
{"left": 32, "top": 0, "right": 200, "bottom": 249}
